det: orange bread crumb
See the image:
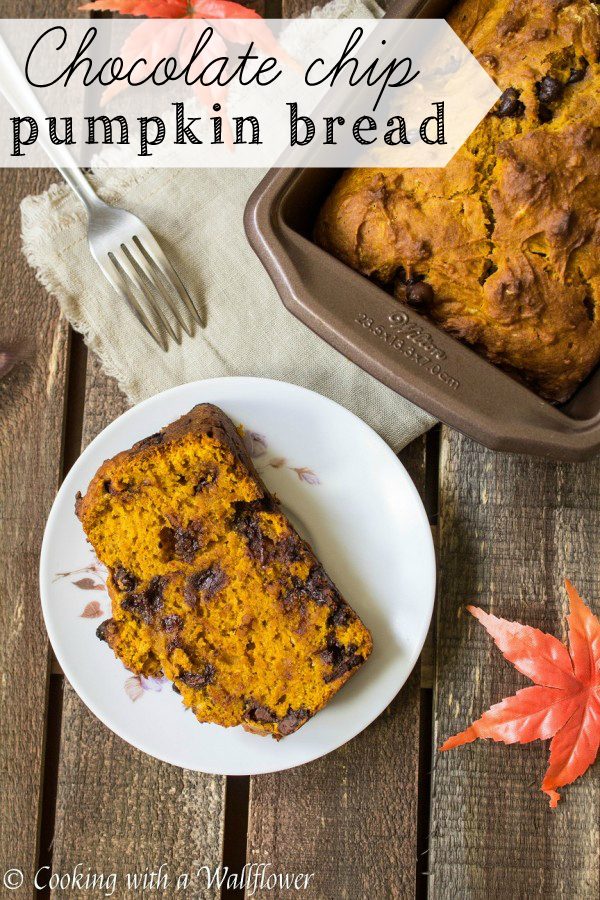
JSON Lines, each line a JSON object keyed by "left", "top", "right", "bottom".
{"left": 316, "top": 0, "right": 600, "bottom": 402}
{"left": 76, "top": 404, "right": 372, "bottom": 739}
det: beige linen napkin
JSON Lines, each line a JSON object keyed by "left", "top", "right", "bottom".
{"left": 20, "top": 0, "right": 435, "bottom": 452}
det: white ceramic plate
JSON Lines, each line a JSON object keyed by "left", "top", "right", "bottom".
{"left": 40, "top": 378, "right": 435, "bottom": 775}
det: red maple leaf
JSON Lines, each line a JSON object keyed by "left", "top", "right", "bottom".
{"left": 79, "top": 0, "right": 262, "bottom": 21}
{"left": 78, "top": 0, "right": 294, "bottom": 148}
{"left": 440, "top": 581, "right": 600, "bottom": 807}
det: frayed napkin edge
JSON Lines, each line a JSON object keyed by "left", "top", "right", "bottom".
{"left": 20, "top": 186, "right": 136, "bottom": 400}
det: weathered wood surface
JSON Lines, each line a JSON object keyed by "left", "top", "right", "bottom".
{"left": 247, "top": 8, "right": 429, "bottom": 889}
{"left": 429, "top": 429, "right": 600, "bottom": 899}
{"left": 246, "top": 438, "right": 427, "bottom": 899}
{"left": 3, "top": 0, "right": 599, "bottom": 896}
{"left": 50, "top": 356, "right": 226, "bottom": 899}
{"left": 0, "top": 0, "right": 71, "bottom": 891}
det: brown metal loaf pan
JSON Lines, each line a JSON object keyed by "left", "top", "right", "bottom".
{"left": 244, "top": 0, "right": 600, "bottom": 462}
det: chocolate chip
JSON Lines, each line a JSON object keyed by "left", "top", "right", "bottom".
{"left": 538, "top": 104, "right": 553, "bottom": 124}
{"left": 121, "top": 593, "right": 149, "bottom": 622}
{"left": 281, "top": 584, "right": 300, "bottom": 613}
{"left": 121, "top": 575, "right": 166, "bottom": 624}
{"left": 536, "top": 75, "right": 563, "bottom": 104}
{"left": 158, "top": 526, "right": 175, "bottom": 559}
{"left": 161, "top": 614, "right": 183, "bottom": 633}
{"left": 233, "top": 506, "right": 266, "bottom": 562}
{"left": 496, "top": 88, "right": 525, "bottom": 118}
{"left": 567, "top": 58, "right": 588, "bottom": 84}
{"left": 406, "top": 281, "right": 434, "bottom": 305}
{"left": 283, "top": 566, "right": 341, "bottom": 612}
{"left": 167, "top": 637, "right": 185, "bottom": 653}
{"left": 232, "top": 499, "right": 297, "bottom": 567}
{"left": 320, "top": 635, "right": 358, "bottom": 667}
{"left": 184, "top": 565, "right": 228, "bottom": 606}
{"left": 194, "top": 468, "right": 217, "bottom": 493}
{"left": 146, "top": 576, "right": 167, "bottom": 609}
{"left": 244, "top": 699, "right": 278, "bottom": 723}
{"left": 113, "top": 566, "right": 137, "bottom": 593}
{"left": 103, "top": 479, "right": 118, "bottom": 494}
{"left": 278, "top": 707, "right": 310, "bottom": 736}
{"left": 253, "top": 706, "right": 277, "bottom": 723}
{"left": 328, "top": 603, "right": 353, "bottom": 628}
{"left": 319, "top": 638, "right": 345, "bottom": 667}
{"left": 96, "top": 618, "right": 114, "bottom": 643}
{"left": 173, "top": 523, "right": 203, "bottom": 563}
{"left": 184, "top": 575, "right": 198, "bottom": 606}
{"left": 136, "top": 432, "right": 163, "bottom": 449}
{"left": 236, "top": 510, "right": 276, "bottom": 562}
{"left": 319, "top": 633, "right": 362, "bottom": 683}
{"left": 323, "top": 653, "right": 364, "bottom": 684}
{"left": 306, "top": 567, "right": 341, "bottom": 605}
{"left": 271, "top": 533, "right": 306, "bottom": 565}
{"left": 179, "top": 663, "right": 216, "bottom": 689}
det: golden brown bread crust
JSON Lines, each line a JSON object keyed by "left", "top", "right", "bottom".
{"left": 76, "top": 403, "right": 257, "bottom": 524}
{"left": 315, "top": 0, "right": 600, "bottom": 403}
{"left": 77, "top": 403, "right": 373, "bottom": 739}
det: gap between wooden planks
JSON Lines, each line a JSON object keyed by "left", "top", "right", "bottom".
{"left": 429, "top": 432, "right": 600, "bottom": 898}
{"left": 30, "top": 0, "right": 436, "bottom": 897}
{"left": 44, "top": 360, "right": 435, "bottom": 900}
{"left": 44, "top": 350, "right": 225, "bottom": 899}
{"left": 44, "top": 0, "right": 599, "bottom": 896}
{"left": 0, "top": 0, "right": 73, "bottom": 892}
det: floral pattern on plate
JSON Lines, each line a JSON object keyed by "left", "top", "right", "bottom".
{"left": 242, "top": 429, "right": 320, "bottom": 484}
{"left": 40, "top": 377, "right": 435, "bottom": 775}
{"left": 124, "top": 674, "right": 169, "bottom": 702}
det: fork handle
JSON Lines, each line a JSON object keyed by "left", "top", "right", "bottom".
{"left": 55, "top": 165, "right": 100, "bottom": 212}
{"left": 0, "top": 32, "right": 99, "bottom": 212}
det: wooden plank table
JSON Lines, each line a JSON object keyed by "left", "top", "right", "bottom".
{"left": 0, "top": 1, "right": 597, "bottom": 897}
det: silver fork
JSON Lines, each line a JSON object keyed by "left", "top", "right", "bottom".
{"left": 59, "top": 168, "right": 202, "bottom": 350}
{"left": 0, "top": 34, "right": 202, "bottom": 350}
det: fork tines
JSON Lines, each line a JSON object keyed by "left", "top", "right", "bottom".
{"left": 101, "top": 230, "right": 202, "bottom": 350}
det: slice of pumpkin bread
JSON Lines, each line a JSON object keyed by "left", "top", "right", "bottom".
{"left": 76, "top": 403, "right": 372, "bottom": 739}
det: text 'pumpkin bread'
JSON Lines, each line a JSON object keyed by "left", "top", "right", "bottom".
{"left": 316, "top": 0, "right": 600, "bottom": 403}
{"left": 75, "top": 404, "right": 372, "bottom": 739}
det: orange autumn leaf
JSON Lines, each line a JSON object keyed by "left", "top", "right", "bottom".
{"left": 440, "top": 580, "right": 600, "bottom": 807}
{"left": 79, "top": 0, "right": 291, "bottom": 63}
{"left": 79, "top": 0, "right": 262, "bottom": 20}
{"left": 78, "top": 0, "right": 294, "bottom": 147}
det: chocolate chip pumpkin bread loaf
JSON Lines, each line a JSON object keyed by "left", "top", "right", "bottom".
{"left": 76, "top": 404, "right": 372, "bottom": 739}
{"left": 315, "top": 0, "right": 600, "bottom": 402}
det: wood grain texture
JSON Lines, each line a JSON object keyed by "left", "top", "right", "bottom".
{"left": 51, "top": 357, "right": 226, "bottom": 899}
{"left": 429, "top": 430, "right": 600, "bottom": 899}
{"left": 246, "top": 437, "right": 427, "bottom": 899}
{"left": 0, "top": 0, "right": 71, "bottom": 888}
